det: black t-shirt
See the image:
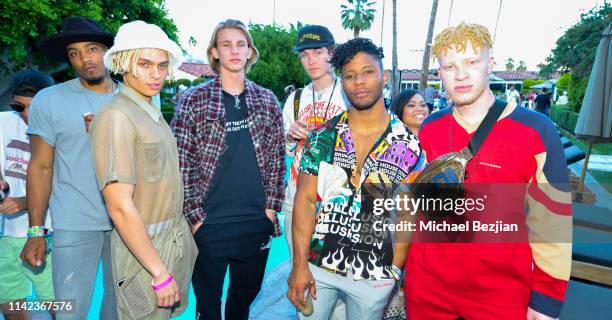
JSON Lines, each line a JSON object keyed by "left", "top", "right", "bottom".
{"left": 534, "top": 93, "right": 551, "bottom": 110}
{"left": 203, "top": 90, "right": 266, "bottom": 224}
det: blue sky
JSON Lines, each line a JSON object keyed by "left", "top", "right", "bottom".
{"left": 166, "top": 0, "right": 606, "bottom": 71}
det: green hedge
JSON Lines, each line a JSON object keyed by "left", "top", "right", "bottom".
{"left": 161, "top": 102, "right": 174, "bottom": 113}
{"left": 568, "top": 112, "right": 579, "bottom": 132}
{"left": 550, "top": 104, "right": 579, "bottom": 132}
{"left": 175, "top": 79, "right": 192, "bottom": 87}
{"left": 568, "top": 74, "right": 588, "bottom": 112}
{"left": 160, "top": 91, "right": 173, "bottom": 100}
{"left": 162, "top": 111, "right": 174, "bottom": 124}
{"left": 192, "top": 77, "right": 208, "bottom": 86}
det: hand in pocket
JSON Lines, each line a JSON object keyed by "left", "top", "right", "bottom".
{"left": 265, "top": 209, "right": 277, "bottom": 224}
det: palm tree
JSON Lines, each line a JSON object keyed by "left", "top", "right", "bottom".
{"left": 505, "top": 58, "right": 515, "bottom": 71}
{"left": 340, "top": 0, "right": 377, "bottom": 38}
{"left": 188, "top": 36, "right": 197, "bottom": 48}
{"left": 379, "top": 0, "right": 385, "bottom": 45}
{"left": 419, "top": 0, "right": 439, "bottom": 91}
{"left": 391, "top": 0, "right": 399, "bottom": 97}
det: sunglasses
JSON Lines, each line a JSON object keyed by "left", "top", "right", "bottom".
{"left": 9, "top": 102, "right": 28, "bottom": 112}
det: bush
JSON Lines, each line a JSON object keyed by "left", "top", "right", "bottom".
{"left": 161, "top": 102, "right": 174, "bottom": 113}
{"left": 164, "top": 79, "right": 176, "bottom": 88}
{"left": 558, "top": 109, "right": 570, "bottom": 127}
{"left": 556, "top": 73, "right": 570, "bottom": 91}
{"left": 568, "top": 74, "right": 588, "bottom": 112}
{"left": 175, "top": 79, "right": 192, "bottom": 87}
{"left": 550, "top": 105, "right": 561, "bottom": 122}
{"left": 568, "top": 112, "right": 579, "bottom": 132}
{"left": 550, "top": 104, "right": 567, "bottom": 124}
{"left": 522, "top": 79, "right": 537, "bottom": 94}
{"left": 162, "top": 112, "right": 174, "bottom": 125}
{"left": 550, "top": 104, "right": 579, "bottom": 131}
{"left": 248, "top": 23, "right": 310, "bottom": 101}
{"left": 160, "top": 91, "right": 173, "bottom": 100}
{"left": 192, "top": 77, "right": 208, "bottom": 86}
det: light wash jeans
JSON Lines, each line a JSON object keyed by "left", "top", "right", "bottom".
{"left": 52, "top": 230, "right": 117, "bottom": 320}
{"left": 299, "top": 263, "right": 395, "bottom": 320}
{"left": 284, "top": 202, "right": 347, "bottom": 320}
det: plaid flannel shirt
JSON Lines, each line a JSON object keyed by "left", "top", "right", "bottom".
{"left": 172, "top": 76, "right": 285, "bottom": 237}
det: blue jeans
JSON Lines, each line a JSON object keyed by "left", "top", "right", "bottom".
{"left": 52, "top": 230, "right": 117, "bottom": 320}
{"left": 299, "top": 264, "right": 395, "bottom": 320}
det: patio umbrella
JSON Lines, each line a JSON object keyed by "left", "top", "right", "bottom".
{"left": 574, "top": 22, "right": 612, "bottom": 198}
{"left": 530, "top": 82, "right": 553, "bottom": 90}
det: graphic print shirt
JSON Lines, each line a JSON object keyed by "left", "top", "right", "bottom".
{"left": 299, "top": 111, "right": 425, "bottom": 280}
{"left": 282, "top": 78, "right": 349, "bottom": 209}
{"left": 0, "top": 111, "right": 51, "bottom": 237}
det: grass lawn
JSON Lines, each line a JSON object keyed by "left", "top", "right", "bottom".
{"left": 590, "top": 170, "right": 612, "bottom": 195}
{"left": 560, "top": 128, "right": 612, "bottom": 155}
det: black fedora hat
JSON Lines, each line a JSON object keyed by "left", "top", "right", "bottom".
{"left": 38, "top": 16, "right": 114, "bottom": 62}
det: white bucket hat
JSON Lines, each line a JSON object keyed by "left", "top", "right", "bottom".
{"left": 103, "top": 20, "right": 184, "bottom": 70}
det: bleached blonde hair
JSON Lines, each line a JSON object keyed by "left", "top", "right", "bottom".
{"left": 108, "top": 49, "right": 175, "bottom": 78}
{"left": 432, "top": 22, "right": 493, "bottom": 57}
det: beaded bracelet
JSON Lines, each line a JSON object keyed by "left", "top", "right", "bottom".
{"left": 27, "top": 226, "right": 53, "bottom": 238}
{"left": 152, "top": 275, "right": 173, "bottom": 291}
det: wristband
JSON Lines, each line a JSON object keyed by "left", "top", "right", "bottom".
{"left": 152, "top": 274, "right": 173, "bottom": 291}
{"left": 27, "top": 226, "right": 53, "bottom": 238}
{"left": 390, "top": 265, "right": 402, "bottom": 281}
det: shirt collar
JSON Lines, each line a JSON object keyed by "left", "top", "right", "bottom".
{"left": 119, "top": 83, "right": 162, "bottom": 123}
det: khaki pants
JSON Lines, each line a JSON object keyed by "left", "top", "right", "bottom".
{"left": 112, "top": 217, "right": 197, "bottom": 320}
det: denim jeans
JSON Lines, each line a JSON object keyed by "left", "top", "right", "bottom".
{"left": 52, "top": 229, "right": 117, "bottom": 320}
{"left": 284, "top": 203, "right": 347, "bottom": 320}
{"left": 298, "top": 264, "right": 395, "bottom": 320}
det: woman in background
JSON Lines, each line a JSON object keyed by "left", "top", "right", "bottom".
{"left": 390, "top": 89, "right": 431, "bottom": 138}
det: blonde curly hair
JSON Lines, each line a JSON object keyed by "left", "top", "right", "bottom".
{"left": 432, "top": 22, "right": 493, "bottom": 57}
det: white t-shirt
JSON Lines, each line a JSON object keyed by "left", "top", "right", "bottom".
{"left": 506, "top": 89, "right": 521, "bottom": 104}
{"left": 0, "top": 111, "right": 51, "bottom": 238}
{"left": 281, "top": 77, "right": 350, "bottom": 208}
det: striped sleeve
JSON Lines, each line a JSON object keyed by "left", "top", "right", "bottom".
{"left": 525, "top": 120, "right": 572, "bottom": 318}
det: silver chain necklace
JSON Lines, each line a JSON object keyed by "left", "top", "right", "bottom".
{"left": 311, "top": 77, "right": 337, "bottom": 128}
{"left": 231, "top": 93, "right": 241, "bottom": 109}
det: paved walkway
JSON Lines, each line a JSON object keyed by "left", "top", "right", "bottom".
{"left": 583, "top": 155, "right": 612, "bottom": 172}
{"left": 249, "top": 259, "right": 297, "bottom": 319}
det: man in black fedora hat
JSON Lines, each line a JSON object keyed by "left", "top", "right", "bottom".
{"left": 20, "top": 16, "right": 118, "bottom": 319}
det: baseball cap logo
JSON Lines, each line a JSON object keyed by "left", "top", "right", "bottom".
{"left": 300, "top": 33, "right": 321, "bottom": 43}
{"left": 293, "top": 25, "right": 334, "bottom": 52}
